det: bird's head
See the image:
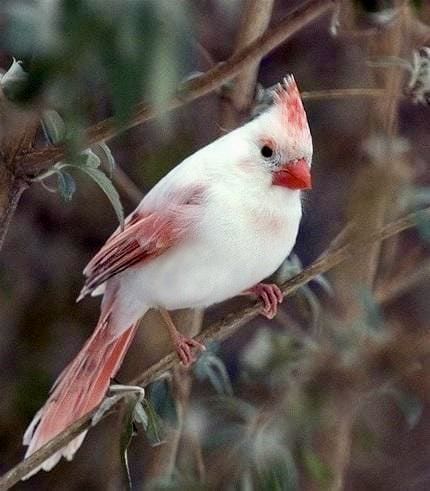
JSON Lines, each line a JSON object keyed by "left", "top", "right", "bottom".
{"left": 245, "top": 75, "right": 313, "bottom": 190}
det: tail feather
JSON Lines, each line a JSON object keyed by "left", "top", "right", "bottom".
{"left": 23, "top": 315, "right": 138, "bottom": 477}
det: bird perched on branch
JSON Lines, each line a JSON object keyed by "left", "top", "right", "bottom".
{"left": 23, "top": 75, "right": 313, "bottom": 475}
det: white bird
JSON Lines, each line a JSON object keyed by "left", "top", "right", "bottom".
{"left": 23, "top": 74, "right": 313, "bottom": 475}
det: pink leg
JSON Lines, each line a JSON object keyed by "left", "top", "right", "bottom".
{"left": 243, "top": 283, "right": 284, "bottom": 319}
{"left": 160, "top": 309, "right": 205, "bottom": 367}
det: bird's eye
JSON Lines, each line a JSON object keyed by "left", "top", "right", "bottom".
{"left": 261, "top": 145, "right": 273, "bottom": 158}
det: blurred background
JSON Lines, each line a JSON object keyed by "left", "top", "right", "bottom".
{"left": 1, "top": 0, "right": 430, "bottom": 489}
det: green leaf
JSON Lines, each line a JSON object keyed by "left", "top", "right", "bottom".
{"left": 82, "top": 149, "right": 101, "bottom": 169}
{"left": 120, "top": 397, "right": 138, "bottom": 491}
{"left": 360, "top": 288, "right": 384, "bottom": 331}
{"left": 55, "top": 169, "right": 76, "bottom": 201}
{"left": 133, "top": 400, "right": 149, "bottom": 428}
{"left": 312, "top": 274, "right": 334, "bottom": 297}
{"left": 41, "top": 110, "right": 66, "bottom": 144}
{"left": 148, "top": 379, "right": 178, "bottom": 428}
{"left": 194, "top": 351, "right": 233, "bottom": 396}
{"left": 415, "top": 208, "right": 430, "bottom": 242}
{"left": 396, "top": 392, "right": 423, "bottom": 429}
{"left": 239, "top": 470, "right": 254, "bottom": 491}
{"left": 142, "top": 398, "right": 165, "bottom": 446}
{"left": 67, "top": 165, "right": 124, "bottom": 229}
{"left": 276, "top": 254, "right": 302, "bottom": 283}
{"left": 300, "top": 285, "right": 321, "bottom": 332}
{"left": 0, "top": 58, "right": 28, "bottom": 101}
{"left": 94, "top": 142, "right": 116, "bottom": 178}
{"left": 410, "top": 186, "right": 430, "bottom": 208}
{"left": 384, "top": 387, "right": 424, "bottom": 429}
{"left": 256, "top": 446, "right": 298, "bottom": 491}
{"left": 208, "top": 396, "right": 256, "bottom": 422}
{"left": 302, "top": 449, "right": 332, "bottom": 488}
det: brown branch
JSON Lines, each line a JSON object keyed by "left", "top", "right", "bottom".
{"left": 16, "top": 0, "right": 334, "bottom": 176}
{"left": 0, "top": 0, "right": 332, "bottom": 259}
{"left": 376, "top": 258, "right": 430, "bottom": 304}
{"left": 0, "top": 205, "right": 427, "bottom": 490}
{"left": 0, "top": 177, "right": 28, "bottom": 252}
{"left": 301, "top": 88, "right": 387, "bottom": 100}
{"left": 110, "top": 165, "right": 144, "bottom": 206}
{"left": 220, "top": 0, "right": 275, "bottom": 129}
{"left": 0, "top": 102, "right": 38, "bottom": 251}
{"left": 318, "top": 6, "right": 412, "bottom": 487}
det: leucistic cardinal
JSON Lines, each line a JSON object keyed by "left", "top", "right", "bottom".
{"left": 23, "top": 75, "right": 312, "bottom": 475}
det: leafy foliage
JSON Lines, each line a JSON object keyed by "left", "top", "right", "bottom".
{"left": 120, "top": 396, "right": 140, "bottom": 490}
{"left": 383, "top": 387, "right": 424, "bottom": 429}
{"left": 34, "top": 107, "right": 125, "bottom": 226}
{"left": 147, "top": 379, "right": 178, "bottom": 428}
{"left": 193, "top": 343, "right": 233, "bottom": 395}
{"left": 116, "top": 386, "right": 166, "bottom": 489}
{"left": 301, "top": 448, "right": 332, "bottom": 488}
{"left": 0, "top": 57, "right": 28, "bottom": 101}
{"left": 276, "top": 254, "right": 332, "bottom": 332}
{"left": 4, "top": 0, "right": 190, "bottom": 123}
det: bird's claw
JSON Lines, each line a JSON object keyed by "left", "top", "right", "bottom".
{"left": 247, "top": 283, "right": 284, "bottom": 319}
{"left": 174, "top": 333, "right": 205, "bottom": 367}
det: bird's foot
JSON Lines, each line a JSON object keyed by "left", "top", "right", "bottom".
{"left": 160, "top": 308, "right": 205, "bottom": 366}
{"left": 245, "top": 283, "right": 284, "bottom": 319}
{"left": 173, "top": 332, "right": 206, "bottom": 367}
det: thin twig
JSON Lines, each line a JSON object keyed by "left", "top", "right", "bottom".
{"left": 111, "top": 166, "right": 144, "bottom": 206}
{"left": 17, "top": 0, "right": 334, "bottom": 176}
{"left": 0, "top": 113, "right": 38, "bottom": 252}
{"left": 0, "top": 178, "right": 28, "bottom": 252}
{"left": 376, "top": 258, "right": 430, "bottom": 304}
{"left": 220, "top": 0, "right": 275, "bottom": 129}
{"left": 316, "top": 221, "right": 355, "bottom": 261}
{"left": 301, "top": 88, "right": 387, "bottom": 100}
{"left": 0, "top": 205, "right": 427, "bottom": 490}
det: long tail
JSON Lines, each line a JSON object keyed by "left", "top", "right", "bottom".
{"left": 23, "top": 314, "right": 139, "bottom": 477}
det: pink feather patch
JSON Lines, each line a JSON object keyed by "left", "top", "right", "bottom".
{"left": 273, "top": 75, "right": 308, "bottom": 132}
{"left": 78, "top": 185, "right": 206, "bottom": 300}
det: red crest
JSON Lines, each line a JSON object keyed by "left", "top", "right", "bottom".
{"left": 273, "top": 75, "right": 308, "bottom": 132}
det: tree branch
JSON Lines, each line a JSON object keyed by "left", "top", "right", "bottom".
{"left": 110, "top": 165, "right": 144, "bottom": 206}
{"left": 0, "top": 176, "right": 28, "bottom": 251}
{"left": 376, "top": 258, "right": 430, "bottom": 304}
{"left": 301, "top": 87, "right": 387, "bottom": 100}
{"left": 0, "top": 104, "right": 38, "bottom": 251}
{"left": 220, "top": 0, "right": 275, "bottom": 129}
{"left": 0, "top": 0, "right": 333, "bottom": 257}
{"left": 0, "top": 205, "right": 427, "bottom": 490}
{"left": 16, "top": 0, "right": 334, "bottom": 176}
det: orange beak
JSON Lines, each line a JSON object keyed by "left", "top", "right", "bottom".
{"left": 272, "top": 158, "right": 312, "bottom": 190}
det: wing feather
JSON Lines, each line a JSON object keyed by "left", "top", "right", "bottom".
{"left": 78, "top": 184, "right": 206, "bottom": 301}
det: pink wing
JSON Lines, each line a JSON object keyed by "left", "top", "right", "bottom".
{"left": 78, "top": 185, "right": 206, "bottom": 300}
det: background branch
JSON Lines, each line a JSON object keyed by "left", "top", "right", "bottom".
{"left": 301, "top": 87, "right": 388, "bottom": 100}
{"left": 308, "top": 4, "right": 413, "bottom": 485}
{"left": 110, "top": 165, "right": 144, "bottom": 206}
{"left": 16, "top": 0, "right": 333, "bottom": 176}
{"left": 0, "top": 177, "right": 28, "bottom": 251}
{"left": 220, "top": 0, "right": 275, "bottom": 129}
{"left": 0, "top": 205, "right": 427, "bottom": 490}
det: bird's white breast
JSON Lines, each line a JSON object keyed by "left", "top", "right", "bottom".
{"left": 123, "top": 182, "right": 302, "bottom": 310}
